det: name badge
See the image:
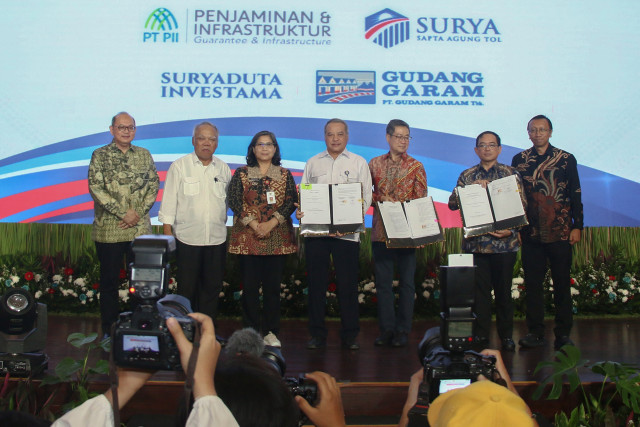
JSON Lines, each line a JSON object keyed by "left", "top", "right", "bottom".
{"left": 266, "top": 191, "right": 276, "bottom": 204}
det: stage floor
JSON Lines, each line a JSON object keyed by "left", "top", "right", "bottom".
{"left": 43, "top": 314, "right": 640, "bottom": 383}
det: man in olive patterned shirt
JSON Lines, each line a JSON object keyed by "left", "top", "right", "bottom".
{"left": 88, "top": 112, "right": 159, "bottom": 336}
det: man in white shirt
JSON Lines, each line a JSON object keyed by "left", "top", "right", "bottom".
{"left": 299, "top": 118, "right": 372, "bottom": 350}
{"left": 158, "top": 122, "right": 231, "bottom": 321}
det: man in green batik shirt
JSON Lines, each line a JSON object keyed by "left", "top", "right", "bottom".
{"left": 88, "top": 112, "right": 159, "bottom": 337}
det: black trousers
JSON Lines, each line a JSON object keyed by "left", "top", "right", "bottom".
{"left": 473, "top": 252, "right": 517, "bottom": 340}
{"left": 240, "top": 255, "right": 285, "bottom": 335}
{"left": 176, "top": 239, "right": 226, "bottom": 321}
{"left": 95, "top": 241, "right": 133, "bottom": 335}
{"left": 521, "top": 239, "right": 573, "bottom": 337}
{"left": 305, "top": 237, "right": 360, "bottom": 341}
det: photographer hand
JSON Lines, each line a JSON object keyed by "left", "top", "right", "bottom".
{"left": 167, "top": 312, "right": 220, "bottom": 399}
{"left": 104, "top": 368, "right": 154, "bottom": 410}
{"left": 295, "top": 371, "right": 346, "bottom": 427}
{"left": 479, "top": 349, "right": 517, "bottom": 395}
{"left": 397, "top": 368, "right": 424, "bottom": 427}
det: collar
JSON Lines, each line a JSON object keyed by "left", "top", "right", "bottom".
{"left": 190, "top": 151, "right": 214, "bottom": 166}
{"left": 247, "top": 164, "right": 281, "bottom": 181}
{"left": 531, "top": 144, "right": 554, "bottom": 157}
{"left": 383, "top": 151, "right": 408, "bottom": 162}
{"left": 109, "top": 140, "right": 136, "bottom": 153}
{"left": 320, "top": 148, "right": 351, "bottom": 159}
{"left": 477, "top": 162, "right": 499, "bottom": 173}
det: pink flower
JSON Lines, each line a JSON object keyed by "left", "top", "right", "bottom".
{"left": 24, "top": 272, "right": 34, "bottom": 281}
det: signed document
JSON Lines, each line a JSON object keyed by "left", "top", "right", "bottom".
{"left": 331, "top": 183, "right": 364, "bottom": 225}
{"left": 299, "top": 183, "right": 365, "bottom": 236}
{"left": 377, "top": 196, "right": 444, "bottom": 247}
{"left": 299, "top": 183, "right": 331, "bottom": 225}
{"left": 455, "top": 174, "right": 528, "bottom": 238}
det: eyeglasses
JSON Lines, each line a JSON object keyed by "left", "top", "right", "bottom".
{"left": 392, "top": 134, "right": 412, "bottom": 141}
{"left": 116, "top": 125, "right": 136, "bottom": 132}
{"left": 256, "top": 142, "right": 275, "bottom": 148}
{"left": 527, "top": 128, "right": 550, "bottom": 134}
{"left": 477, "top": 144, "right": 499, "bottom": 150}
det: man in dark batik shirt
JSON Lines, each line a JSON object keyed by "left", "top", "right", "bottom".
{"left": 449, "top": 131, "right": 525, "bottom": 352}
{"left": 511, "top": 114, "right": 583, "bottom": 350}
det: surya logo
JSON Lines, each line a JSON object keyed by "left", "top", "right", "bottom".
{"left": 365, "top": 9, "right": 410, "bottom": 49}
{"left": 143, "top": 8, "right": 180, "bottom": 43}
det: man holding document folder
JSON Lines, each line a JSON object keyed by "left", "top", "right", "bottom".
{"left": 369, "top": 119, "right": 428, "bottom": 348}
{"left": 448, "top": 131, "right": 525, "bottom": 352}
{"left": 298, "top": 118, "right": 372, "bottom": 350}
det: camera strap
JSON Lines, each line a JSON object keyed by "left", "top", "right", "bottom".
{"left": 109, "top": 324, "right": 121, "bottom": 427}
{"left": 407, "top": 400, "right": 430, "bottom": 427}
{"left": 406, "top": 382, "right": 431, "bottom": 427}
{"left": 182, "top": 320, "right": 202, "bottom": 418}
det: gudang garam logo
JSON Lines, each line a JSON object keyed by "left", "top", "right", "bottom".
{"left": 380, "top": 71, "right": 484, "bottom": 107}
{"left": 143, "top": 8, "right": 179, "bottom": 43}
{"left": 316, "top": 71, "right": 375, "bottom": 104}
{"left": 365, "top": 9, "right": 409, "bottom": 48}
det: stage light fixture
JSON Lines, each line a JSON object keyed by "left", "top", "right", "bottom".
{"left": 0, "top": 288, "right": 49, "bottom": 376}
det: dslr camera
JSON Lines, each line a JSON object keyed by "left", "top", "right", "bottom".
{"left": 261, "top": 345, "right": 318, "bottom": 406}
{"left": 417, "top": 265, "right": 497, "bottom": 402}
{"left": 112, "top": 235, "right": 195, "bottom": 371}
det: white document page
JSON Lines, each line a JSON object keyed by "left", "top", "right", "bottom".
{"left": 299, "top": 183, "right": 331, "bottom": 224}
{"left": 331, "top": 183, "right": 363, "bottom": 225}
{"left": 487, "top": 175, "right": 525, "bottom": 222}
{"left": 404, "top": 196, "right": 441, "bottom": 238}
{"left": 456, "top": 184, "right": 494, "bottom": 227}
{"left": 378, "top": 201, "right": 412, "bottom": 239}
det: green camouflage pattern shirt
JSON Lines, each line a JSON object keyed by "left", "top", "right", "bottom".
{"left": 88, "top": 141, "right": 159, "bottom": 243}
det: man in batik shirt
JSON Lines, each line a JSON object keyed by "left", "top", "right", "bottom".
{"left": 369, "top": 119, "right": 427, "bottom": 348}
{"left": 512, "top": 115, "right": 583, "bottom": 350}
{"left": 449, "top": 131, "right": 524, "bottom": 352}
{"left": 89, "top": 112, "right": 159, "bottom": 337}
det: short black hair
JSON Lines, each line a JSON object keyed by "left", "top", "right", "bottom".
{"left": 386, "top": 119, "right": 410, "bottom": 136}
{"left": 475, "top": 131, "right": 501, "bottom": 147}
{"left": 528, "top": 114, "right": 553, "bottom": 131}
{"left": 215, "top": 354, "right": 300, "bottom": 427}
{"left": 246, "top": 130, "right": 282, "bottom": 167}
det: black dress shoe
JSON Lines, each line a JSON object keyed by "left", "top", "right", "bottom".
{"left": 342, "top": 339, "right": 360, "bottom": 350}
{"left": 391, "top": 332, "right": 408, "bottom": 348}
{"left": 374, "top": 330, "right": 393, "bottom": 347}
{"left": 307, "top": 336, "right": 326, "bottom": 350}
{"left": 554, "top": 335, "right": 574, "bottom": 350}
{"left": 501, "top": 338, "right": 516, "bottom": 352}
{"left": 519, "top": 333, "right": 545, "bottom": 348}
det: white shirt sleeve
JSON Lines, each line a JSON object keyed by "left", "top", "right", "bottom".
{"left": 51, "top": 394, "right": 113, "bottom": 427}
{"left": 186, "top": 395, "right": 239, "bottom": 427}
{"left": 158, "top": 161, "right": 181, "bottom": 225}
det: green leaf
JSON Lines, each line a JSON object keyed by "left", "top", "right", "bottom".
{"left": 533, "top": 345, "right": 588, "bottom": 400}
{"left": 67, "top": 332, "right": 98, "bottom": 348}
{"left": 88, "top": 359, "right": 110, "bottom": 376}
{"left": 54, "top": 357, "right": 82, "bottom": 379}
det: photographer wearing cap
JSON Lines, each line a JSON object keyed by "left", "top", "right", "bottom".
{"left": 398, "top": 349, "right": 551, "bottom": 427}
